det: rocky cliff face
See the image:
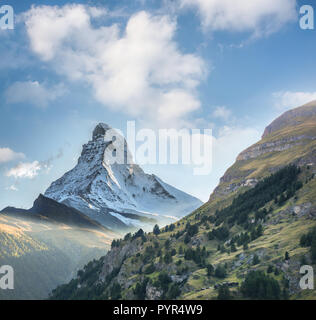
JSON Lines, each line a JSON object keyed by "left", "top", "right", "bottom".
{"left": 210, "top": 102, "right": 316, "bottom": 201}
{"left": 45, "top": 123, "right": 202, "bottom": 232}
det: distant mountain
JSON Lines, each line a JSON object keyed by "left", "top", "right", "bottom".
{"left": 1, "top": 194, "right": 109, "bottom": 231}
{"left": 50, "top": 102, "right": 316, "bottom": 300}
{"left": 45, "top": 123, "right": 202, "bottom": 232}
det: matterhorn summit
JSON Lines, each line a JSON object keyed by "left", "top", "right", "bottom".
{"left": 45, "top": 123, "right": 202, "bottom": 232}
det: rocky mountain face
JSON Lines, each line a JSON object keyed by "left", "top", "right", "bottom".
{"left": 210, "top": 102, "right": 316, "bottom": 201}
{"left": 49, "top": 102, "right": 316, "bottom": 301}
{"left": 45, "top": 123, "right": 202, "bottom": 233}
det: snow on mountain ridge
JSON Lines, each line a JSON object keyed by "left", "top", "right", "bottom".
{"left": 45, "top": 123, "right": 202, "bottom": 232}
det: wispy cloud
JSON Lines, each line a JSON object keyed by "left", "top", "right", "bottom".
{"left": 5, "top": 160, "right": 52, "bottom": 179}
{"left": 178, "top": 0, "right": 297, "bottom": 37}
{"left": 273, "top": 91, "right": 316, "bottom": 111}
{"left": 212, "top": 106, "right": 232, "bottom": 121}
{"left": 23, "top": 5, "right": 206, "bottom": 126}
{"left": 5, "top": 81, "right": 66, "bottom": 108}
{"left": 5, "top": 185, "right": 18, "bottom": 192}
{"left": 6, "top": 161, "right": 42, "bottom": 179}
{"left": 0, "top": 148, "right": 25, "bottom": 163}
{"left": 4, "top": 147, "right": 63, "bottom": 183}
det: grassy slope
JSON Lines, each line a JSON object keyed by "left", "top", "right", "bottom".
{"left": 137, "top": 170, "right": 316, "bottom": 300}
{"left": 50, "top": 166, "right": 316, "bottom": 300}
{"left": 179, "top": 168, "right": 316, "bottom": 300}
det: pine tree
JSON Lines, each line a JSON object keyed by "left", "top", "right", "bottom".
{"left": 253, "top": 254, "right": 260, "bottom": 265}
{"left": 153, "top": 224, "right": 161, "bottom": 235}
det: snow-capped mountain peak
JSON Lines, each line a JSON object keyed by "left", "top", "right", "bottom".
{"left": 45, "top": 123, "right": 202, "bottom": 232}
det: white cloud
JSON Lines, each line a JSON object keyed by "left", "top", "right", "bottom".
{"left": 212, "top": 106, "right": 232, "bottom": 121}
{"left": 273, "top": 91, "right": 316, "bottom": 111}
{"left": 23, "top": 5, "right": 205, "bottom": 125}
{"left": 6, "top": 185, "right": 18, "bottom": 192}
{"left": 179, "top": 0, "right": 297, "bottom": 36}
{"left": 5, "top": 81, "right": 66, "bottom": 108}
{"left": 0, "top": 148, "right": 25, "bottom": 163}
{"left": 6, "top": 161, "right": 42, "bottom": 179}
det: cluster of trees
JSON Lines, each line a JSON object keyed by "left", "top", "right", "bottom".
{"left": 133, "top": 228, "right": 147, "bottom": 241}
{"left": 154, "top": 223, "right": 176, "bottom": 235}
{"left": 183, "top": 223, "right": 199, "bottom": 244}
{"left": 143, "top": 245, "right": 156, "bottom": 263}
{"left": 112, "top": 228, "right": 148, "bottom": 250}
{"left": 153, "top": 272, "right": 181, "bottom": 299}
{"left": 208, "top": 226, "right": 229, "bottom": 241}
{"left": 240, "top": 271, "right": 281, "bottom": 300}
{"left": 185, "top": 223, "right": 199, "bottom": 237}
{"left": 214, "top": 165, "right": 302, "bottom": 226}
{"left": 134, "top": 278, "right": 149, "bottom": 299}
{"left": 251, "top": 224, "right": 263, "bottom": 239}
{"left": 274, "top": 181, "right": 303, "bottom": 206}
{"left": 184, "top": 246, "right": 208, "bottom": 266}
{"left": 164, "top": 224, "right": 176, "bottom": 233}
{"left": 206, "top": 263, "right": 227, "bottom": 278}
{"left": 50, "top": 257, "right": 117, "bottom": 300}
{"left": 232, "top": 232, "right": 250, "bottom": 247}
{"left": 300, "top": 227, "right": 316, "bottom": 263}
{"left": 213, "top": 224, "right": 264, "bottom": 254}
{"left": 111, "top": 239, "right": 123, "bottom": 249}
{"left": 217, "top": 286, "right": 232, "bottom": 300}
{"left": 76, "top": 258, "right": 104, "bottom": 286}
{"left": 255, "top": 208, "right": 271, "bottom": 222}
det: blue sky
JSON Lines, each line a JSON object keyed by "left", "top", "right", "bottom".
{"left": 1, "top": 0, "right": 316, "bottom": 209}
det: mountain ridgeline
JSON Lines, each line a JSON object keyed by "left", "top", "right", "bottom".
{"left": 50, "top": 102, "right": 316, "bottom": 300}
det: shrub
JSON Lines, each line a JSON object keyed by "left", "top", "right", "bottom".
{"left": 252, "top": 254, "right": 260, "bottom": 265}
{"left": 215, "top": 265, "right": 227, "bottom": 279}
{"left": 144, "top": 263, "right": 155, "bottom": 274}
